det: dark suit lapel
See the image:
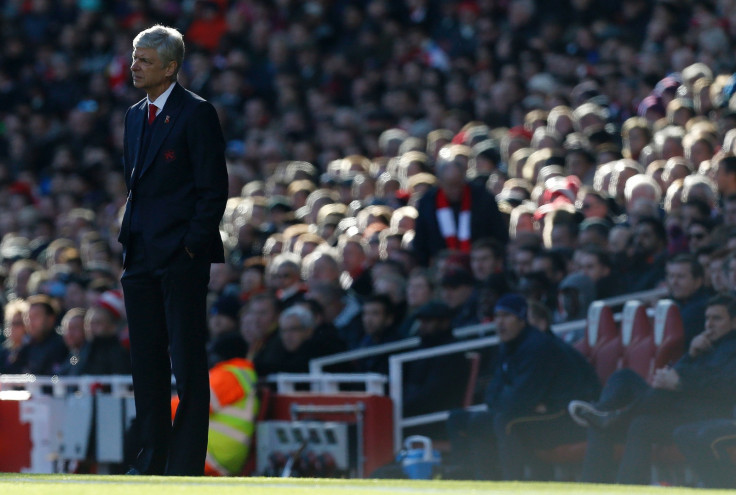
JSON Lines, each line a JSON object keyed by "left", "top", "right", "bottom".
{"left": 139, "top": 83, "right": 186, "bottom": 180}
{"left": 127, "top": 99, "right": 146, "bottom": 186}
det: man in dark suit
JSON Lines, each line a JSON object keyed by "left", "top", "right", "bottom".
{"left": 118, "top": 25, "right": 228, "bottom": 476}
{"left": 412, "top": 150, "right": 508, "bottom": 267}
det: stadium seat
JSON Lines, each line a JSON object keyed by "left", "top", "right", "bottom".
{"left": 574, "top": 301, "right": 623, "bottom": 384}
{"left": 620, "top": 300, "right": 656, "bottom": 381}
{"left": 652, "top": 299, "right": 685, "bottom": 371}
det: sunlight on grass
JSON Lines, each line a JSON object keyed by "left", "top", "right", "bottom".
{"left": 0, "top": 474, "right": 733, "bottom": 495}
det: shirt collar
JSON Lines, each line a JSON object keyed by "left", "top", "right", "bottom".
{"left": 147, "top": 81, "right": 177, "bottom": 110}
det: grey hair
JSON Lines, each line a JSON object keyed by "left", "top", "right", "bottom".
{"left": 133, "top": 25, "right": 184, "bottom": 77}
{"left": 279, "top": 304, "right": 315, "bottom": 330}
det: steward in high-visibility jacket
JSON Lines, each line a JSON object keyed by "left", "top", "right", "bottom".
{"left": 172, "top": 357, "right": 259, "bottom": 476}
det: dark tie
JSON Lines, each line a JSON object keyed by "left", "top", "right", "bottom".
{"left": 148, "top": 103, "right": 157, "bottom": 125}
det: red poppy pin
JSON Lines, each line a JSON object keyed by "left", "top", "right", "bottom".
{"left": 164, "top": 115, "right": 170, "bottom": 124}
{"left": 164, "top": 150, "right": 176, "bottom": 162}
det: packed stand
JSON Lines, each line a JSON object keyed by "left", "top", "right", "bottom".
{"left": 3, "top": 0, "right": 736, "bottom": 485}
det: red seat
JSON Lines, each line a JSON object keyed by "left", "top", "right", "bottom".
{"left": 575, "top": 301, "right": 623, "bottom": 384}
{"left": 620, "top": 300, "right": 656, "bottom": 382}
{"left": 652, "top": 299, "right": 685, "bottom": 370}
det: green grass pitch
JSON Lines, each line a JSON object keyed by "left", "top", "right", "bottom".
{"left": 0, "top": 475, "right": 732, "bottom": 495}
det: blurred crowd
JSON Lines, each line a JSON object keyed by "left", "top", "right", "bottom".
{"left": 2, "top": 0, "right": 736, "bottom": 386}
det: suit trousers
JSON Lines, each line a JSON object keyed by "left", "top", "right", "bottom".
{"left": 581, "top": 369, "right": 733, "bottom": 484}
{"left": 673, "top": 419, "right": 736, "bottom": 488}
{"left": 121, "top": 234, "right": 210, "bottom": 475}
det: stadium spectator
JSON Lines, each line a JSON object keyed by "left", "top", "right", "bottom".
{"left": 58, "top": 307, "right": 87, "bottom": 375}
{"left": 412, "top": 150, "right": 507, "bottom": 267}
{"left": 13, "top": 294, "right": 67, "bottom": 375}
{"left": 439, "top": 268, "right": 479, "bottom": 328}
{"left": 206, "top": 293, "right": 246, "bottom": 368}
{"left": 569, "top": 294, "right": 736, "bottom": 485}
{"left": 446, "top": 294, "right": 599, "bottom": 480}
{"left": 0, "top": 298, "right": 30, "bottom": 373}
{"left": 69, "top": 291, "right": 130, "bottom": 376}
{"left": 240, "top": 293, "right": 280, "bottom": 375}
{"left": 621, "top": 216, "right": 669, "bottom": 293}
{"left": 254, "top": 304, "right": 345, "bottom": 376}
{"left": 354, "top": 294, "right": 398, "bottom": 374}
{"left": 666, "top": 254, "right": 712, "bottom": 346}
{"left": 305, "top": 281, "right": 362, "bottom": 351}
{"left": 402, "top": 301, "right": 467, "bottom": 418}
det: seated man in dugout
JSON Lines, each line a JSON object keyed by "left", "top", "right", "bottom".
{"left": 569, "top": 293, "right": 736, "bottom": 485}
{"left": 446, "top": 294, "right": 600, "bottom": 480}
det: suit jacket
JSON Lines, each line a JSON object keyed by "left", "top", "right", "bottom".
{"left": 119, "top": 82, "right": 228, "bottom": 268}
{"left": 412, "top": 182, "right": 508, "bottom": 266}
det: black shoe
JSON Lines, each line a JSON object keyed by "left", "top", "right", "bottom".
{"left": 568, "top": 400, "right": 623, "bottom": 430}
{"left": 125, "top": 467, "right": 142, "bottom": 475}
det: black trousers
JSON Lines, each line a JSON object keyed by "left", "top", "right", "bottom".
{"left": 581, "top": 369, "right": 732, "bottom": 485}
{"left": 673, "top": 418, "right": 736, "bottom": 488}
{"left": 121, "top": 235, "right": 210, "bottom": 476}
{"left": 447, "top": 406, "right": 586, "bottom": 481}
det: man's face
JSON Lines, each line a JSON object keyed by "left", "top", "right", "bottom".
{"left": 279, "top": 315, "right": 313, "bottom": 353}
{"left": 63, "top": 315, "right": 86, "bottom": 350}
{"left": 633, "top": 222, "right": 662, "bottom": 256}
{"left": 438, "top": 163, "right": 466, "bottom": 203}
{"left": 566, "top": 152, "right": 592, "bottom": 181}
{"left": 131, "top": 46, "right": 174, "bottom": 94}
{"left": 25, "top": 305, "right": 55, "bottom": 341}
{"left": 341, "top": 242, "right": 366, "bottom": 273}
{"left": 248, "top": 299, "right": 278, "bottom": 332}
{"left": 577, "top": 252, "right": 610, "bottom": 282}
{"left": 704, "top": 304, "right": 736, "bottom": 342}
{"left": 513, "top": 249, "right": 535, "bottom": 277}
{"left": 709, "top": 258, "right": 728, "bottom": 292}
{"left": 470, "top": 247, "right": 497, "bottom": 281}
{"left": 495, "top": 310, "right": 526, "bottom": 343}
{"left": 532, "top": 256, "right": 562, "bottom": 284}
{"left": 666, "top": 262, "right": 700, "bottom": 300}
{"left": 362, "top": 302, "right": 392, "bottom": 337}
{"left": 440, "top": 284, "right": 473, "bottom": 310}
{"left": 273, "top": 265, "right": 299, "bottom": 290}
{"left": 581, "top": 194, "right": 608, "bottom": 219}
{"left": 687, "top": 224, "right": 710, "bottom": 253}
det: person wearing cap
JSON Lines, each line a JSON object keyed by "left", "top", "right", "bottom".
{"left": 446, "top": 293, "right": 599, "bottom": 480}
{"left": 402, "top": 301, "right": 469, "bottom": 420}
{"left": 440, "top": 268, "right": 480, "bottom": 328}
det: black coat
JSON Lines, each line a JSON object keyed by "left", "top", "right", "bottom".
{"left": 13, "top": 331, "right": 68, "bottom": 375}
{"left": 485, "top": 326, "right": 600, "bottom": 419}
{"left": 412, "top": 182, "right": 508, "bottom": 266}
{"left": 403, "top": 331, "right": 468, "bottom": 417}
